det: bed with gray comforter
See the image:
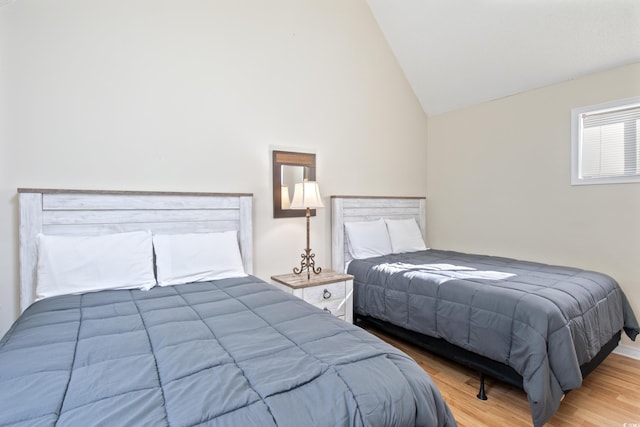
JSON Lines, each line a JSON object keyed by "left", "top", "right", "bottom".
{"left": 348, "top": 249, "right": 639, "bottom": 427}
{"left": 0, "top": 275, "right": 456, "bottom": 427}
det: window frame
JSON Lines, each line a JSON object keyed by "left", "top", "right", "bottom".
{"left": 571, "top": 96, "right": 640, "bottom": 186}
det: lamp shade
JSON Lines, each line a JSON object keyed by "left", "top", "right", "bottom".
{"left": 290, "top": 181, "right": 324, "bottom": 209}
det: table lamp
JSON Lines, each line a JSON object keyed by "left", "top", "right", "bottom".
{"left": 290, "top": 180, "right": 323, "bottom": 279}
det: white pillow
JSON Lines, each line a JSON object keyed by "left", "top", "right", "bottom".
{"left": 385, "top": 218, "right": 427, "bottom": 253}
{"left": 344, "top": 219, "right": 393, "bottom": 259}
{"left": 153, "top": 231, "right": 246, "bottom": 286}
{"left": 36, "top": 231, "right": 156, "bottom": 301}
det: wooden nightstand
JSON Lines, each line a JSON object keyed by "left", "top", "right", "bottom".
{"left": 271, "top": 270, "right": 354, "bottom": 323}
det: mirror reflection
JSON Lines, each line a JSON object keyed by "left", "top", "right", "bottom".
{"left": 273, "top": 151, "right": 316, "bottom": 218}
{"left": 280, "top": 165, "right": 306, "bottom": 209}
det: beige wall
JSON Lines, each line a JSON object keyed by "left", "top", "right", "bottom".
{"left": 0, "top": 0, "right": 428, "bottom": 335}
{"left": 428, "top": 62, "right": 640, "bottom": 350}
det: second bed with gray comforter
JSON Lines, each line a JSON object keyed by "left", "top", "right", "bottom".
{"left": 348, "top": 249, "right": 639, "bottom": 427}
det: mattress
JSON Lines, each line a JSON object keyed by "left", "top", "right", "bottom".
{"left": 348, "top": 249, "right": 639, "bottom": 427}
{"left": 0, "top": 275, "right": 456, "bottom": 427}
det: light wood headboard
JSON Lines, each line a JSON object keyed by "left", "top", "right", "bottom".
{"left": 18, "top": 188, "right": 253, "bottom": 312}
{"left": 331, "top": 196, "right": 426, "bottom": 273}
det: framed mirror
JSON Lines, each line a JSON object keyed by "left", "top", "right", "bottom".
{"left": 273, "top": 150, "right": 316, "bottom": 218}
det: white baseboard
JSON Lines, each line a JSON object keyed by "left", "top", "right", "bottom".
{"left": 613, "top": 344, "right": 640, "bottom": 360}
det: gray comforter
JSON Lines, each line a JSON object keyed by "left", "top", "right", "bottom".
{"left": 0, "top": 276, "right": 456, "bottom": 427}
{"left": 348, "top": 250, "right": 639, "bottom": 427}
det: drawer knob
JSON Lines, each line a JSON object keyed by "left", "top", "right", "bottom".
{"left": 323, "top": 307, "right": 332, "bottom": 314}
{"left": 323, "top": 289, "right": 332, "bottom": 299}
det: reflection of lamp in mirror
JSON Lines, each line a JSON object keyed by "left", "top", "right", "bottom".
{"left": 281, "top": 185, "right": 291, "bottom": 210}
{"left": 290, "top": 180, "right": 323, "bottom": 279}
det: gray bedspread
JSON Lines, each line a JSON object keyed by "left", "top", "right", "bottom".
{"left": 0, "top": 276, "right": 456, "bottom": 427}
{"left": 348, "top": 250, "right": 639, "bottom": 427}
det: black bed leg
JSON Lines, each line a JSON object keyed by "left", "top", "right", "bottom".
{"left": 477, "top": 373, "right": 488, "bottom": 400}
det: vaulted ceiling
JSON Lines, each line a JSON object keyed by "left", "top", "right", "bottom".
{"left": 367, "top": 0, "right": 640, "bottom": 116}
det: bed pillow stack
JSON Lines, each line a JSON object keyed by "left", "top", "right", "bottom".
{"left": 344, "top": 218, "right": 393, "bottom": 259}
{"left": 35, "top": 230, "right": 246, "bottom": 301}
{"left": 344, "top": 217, "right": 427, "bottom": 259}
{"left": 384, "top": 218, "right": 428, "bottom": 253}
{"left": 152, "top": 231, "right": 246, "bottom": 286}
{"left": 35, "top": 231, "right": 157, "bottom": 301}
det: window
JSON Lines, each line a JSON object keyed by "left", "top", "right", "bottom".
{"left": 571, "top": 97, "right": 640, "bottom": 185}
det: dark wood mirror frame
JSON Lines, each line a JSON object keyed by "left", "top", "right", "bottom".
{"left": 273, "top": 150, "right": 316, "bottom": 218}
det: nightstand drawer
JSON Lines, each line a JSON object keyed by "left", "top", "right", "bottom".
{"left": 303, "top": 281, "right": 346, "bottom": 305}
{"left": 313, "top": 297, "right": 346, "bottom": 318}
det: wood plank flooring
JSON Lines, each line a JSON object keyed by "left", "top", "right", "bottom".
{"left": 366, "top": 326, "right": 640, "bottom": 427}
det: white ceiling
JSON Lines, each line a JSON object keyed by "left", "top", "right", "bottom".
{"left": 367, "top": 0, "right": 640, "bottom": 116}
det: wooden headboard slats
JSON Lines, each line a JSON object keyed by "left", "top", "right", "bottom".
{"left": 18, "top": 188, "right": 252, "bottom": 197}
{"left": 41, "top": 193, "right": 242, "bottom": 211}
{"left": 342, "top": 207, "right": 421, "bottom": 219}
{"left": 41, "top": 221, "right": 241, "bottom": 235}
{"left": 42, "top": 209, "right": 240, "bottom": 225}
{"left": 18, "top": 189, "right": 253, "bottom": 312}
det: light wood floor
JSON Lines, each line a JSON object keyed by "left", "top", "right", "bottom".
{"left": 367, "top": 326, "right": 640, "bottom": 427}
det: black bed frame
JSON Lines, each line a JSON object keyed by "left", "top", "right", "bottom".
{"left": 356, "top": 313, "right": 622, "bottom": 399}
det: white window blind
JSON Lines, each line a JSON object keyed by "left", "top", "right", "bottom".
{"left": 572, "top": 97, "right": 640, "bottom": 185}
